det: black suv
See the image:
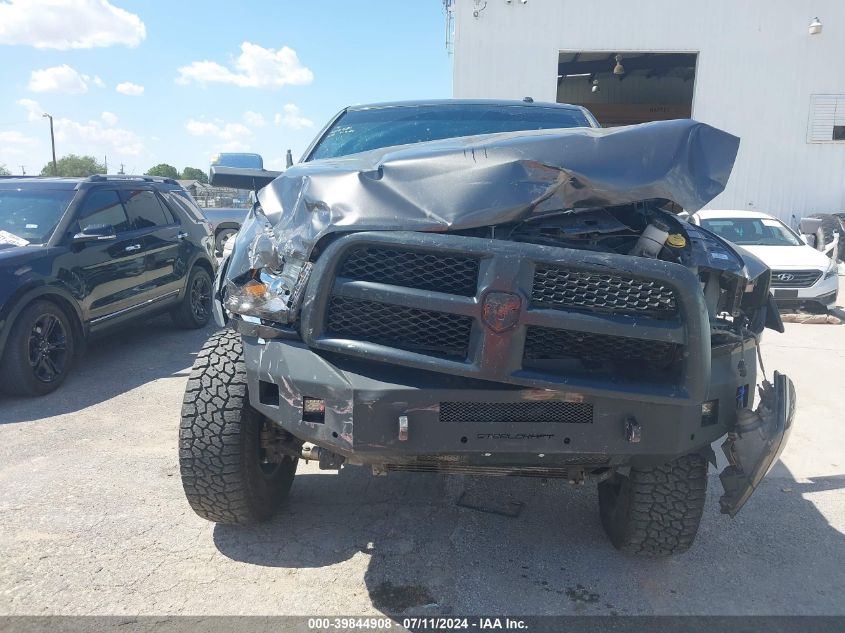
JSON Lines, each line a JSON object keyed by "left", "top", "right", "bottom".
{"left": 0, "top": 175, "right": 217, "bottom": 396}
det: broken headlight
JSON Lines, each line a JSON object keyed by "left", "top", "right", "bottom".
{"left": 224, "top": 261, "right": 313, "bottom": 323}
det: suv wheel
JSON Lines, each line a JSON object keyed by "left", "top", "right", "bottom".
{"left": 215, "top": 229, "right": 237, "bottom": 257}
{"left": 0, "top": 300, "right": 75, "bottom": 397}
{"left": 171, "top": 266, "right": 213, "bottom": 329}
{"left": 179, "top": 329, "right": 298, "bottom": 524}
{"left": 598, "top": 453, "right": 708, "bottom": 556}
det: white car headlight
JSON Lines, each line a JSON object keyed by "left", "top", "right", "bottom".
{"left": 823, "top": 256, "right": 839, "bottom": 279}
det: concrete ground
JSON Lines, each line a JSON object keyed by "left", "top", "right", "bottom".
{"left": 1, "top": 282, "right": 844, "bottom": 617}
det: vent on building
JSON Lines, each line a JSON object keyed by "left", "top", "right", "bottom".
{"left": 808, "top": 95, "right": 845, "bottom": 143}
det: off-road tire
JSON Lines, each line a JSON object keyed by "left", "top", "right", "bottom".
{"left": 179, "top": 329, "right": 297, "bottom": 524}
{"left": 598, "top": 453, "right": 708, "bottom": 556}
{"left": 0, "top": 300, "right": 75, "bottom": 397}
{"left": 171, "top": 266, "right": 213, "bottom": 329}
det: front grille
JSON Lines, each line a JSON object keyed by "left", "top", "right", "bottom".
{"left": 532, "top": 266, "right": 677, "bottom": 318}
{"left": 326, "top": 296, "right": 472, "bottom": 358}
{"left": 440, "top": 401, "right": 593, "bottom": 424}
{"left": 770, "top": 269, "right": 822, "bottom": 288}
{"left": 524, "top": 326, "right": 678, "bottom": 367}
{"left": 339, "top": 247, "right": 479, "bottom": 296}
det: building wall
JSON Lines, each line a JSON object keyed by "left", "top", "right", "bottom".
{"left": 452, "top": 0, "right": 845, "bottom": 221}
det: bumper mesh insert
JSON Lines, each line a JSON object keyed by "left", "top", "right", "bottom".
{"left": 440, "top": 401, "right": 593, "bottom": 424}
{"left": 326, "top": 296, "right": 472, "bottom": 358}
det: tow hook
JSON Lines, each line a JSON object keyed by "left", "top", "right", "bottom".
{"left": 301, "top": 443, "right": 345, "bottom": 470}
{"left": 719, "top": 371, "right": 796, "bottom": 517}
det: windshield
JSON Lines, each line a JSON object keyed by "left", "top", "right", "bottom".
{"left": 700, "top": 216, "right": 802, "bottom": 246}
{"left": 308, "top": 104, "right": 592, "bottom": 161}
{"left": 0, "top": 188, "right": 76, "bottom": 245}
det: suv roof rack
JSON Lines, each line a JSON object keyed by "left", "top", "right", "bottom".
{"left": 86, "top": 174, "right": 180, "bottom": 185}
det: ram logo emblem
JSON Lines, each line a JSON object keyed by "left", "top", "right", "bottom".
{"left": 481, "top": 291, "right": 522, "bottom": 333}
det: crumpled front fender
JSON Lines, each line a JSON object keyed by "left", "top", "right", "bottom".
{"left": 719, "top": 371, "right": 796, "bottom": 517}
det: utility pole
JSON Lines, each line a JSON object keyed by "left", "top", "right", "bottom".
{"left": 42, "top": 113, "right": 57, "bottom": 175}
{"left": 19, "top": 165, "right": 26, "bottom": 175}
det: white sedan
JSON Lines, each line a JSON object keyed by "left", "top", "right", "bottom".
{"left": 690, "top": 210, "right": 839, "bottom": 311}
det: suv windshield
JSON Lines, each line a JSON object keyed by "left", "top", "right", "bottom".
{"left": 700, "top": 216, "right": 802, "bottom": 246}
{"left": 0, "top": 188, "right": 76, "bottom": 245}
{"left": 308, "top": 104, "right": 592, "bottom": 161}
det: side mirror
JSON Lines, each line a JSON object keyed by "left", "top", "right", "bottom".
{"left": 208, "top": 152, "right": 281, "bottom": 190}
{"left": 73, "top": 224, "right": 117, "bottom": 243}
{"left": 799, "top": 217, "right": 823, "bottom": 235}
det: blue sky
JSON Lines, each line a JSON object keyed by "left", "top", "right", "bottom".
{"left": 0, "top": 0, "right": 452, "bottom": 175}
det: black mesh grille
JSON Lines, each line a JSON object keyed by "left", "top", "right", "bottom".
{"left": 440, "top": 401, "right": 593, "bottom": 424}
{"left": 326, "top": 296, "right": 472, "bottom": 358}
{"left": 339, "top": 247, "right": 479, "bottom": 296}
{"left": 532, "top": 266, "right": 677, "bottom": 317}
{"left": 770, "top": 269, "right": 822, "bottom": 288}
{"left": 524, "top": 326, "right": 678, "bottom": 367}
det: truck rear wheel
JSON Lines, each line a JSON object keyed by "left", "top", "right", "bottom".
{"left": 179, "top": 329, "right": 297, "bottom": 524}
{"left": 598, "top": 453, "right": 708, "bottom": 556}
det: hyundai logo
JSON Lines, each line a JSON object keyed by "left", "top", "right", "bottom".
{"left": 776, "top": 273, "right": 795, "bottom": 282}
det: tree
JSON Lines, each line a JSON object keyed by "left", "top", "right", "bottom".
{"left": 41, "top": 154, "right": 106, "bottom": 177}
{"left": 180, "top": 167, "right": 208, "bottom": 184}
{"left": 0, "top": 164, "right": 10, "bottom": 176}
{"left": 145, "top": 163, "right": 179, "bottom": 179}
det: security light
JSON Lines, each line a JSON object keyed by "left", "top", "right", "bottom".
{"left": 613, "top": 54, "right": 625, "bottom": 75}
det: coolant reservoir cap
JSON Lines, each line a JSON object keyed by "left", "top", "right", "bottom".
{"left": 667, "top": 233, "right": 687, "bottom": 248}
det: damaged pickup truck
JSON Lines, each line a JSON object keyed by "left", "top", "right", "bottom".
{"left": 179, "top": 100, "right": 795, "bottom": 555}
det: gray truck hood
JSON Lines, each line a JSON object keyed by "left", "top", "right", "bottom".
{"left": 233, "top": 118, "right": 739, "bottom": 270}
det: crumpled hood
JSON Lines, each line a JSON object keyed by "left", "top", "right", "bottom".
{"left": 232, "top": 119, "right": 739, "bottom": 271}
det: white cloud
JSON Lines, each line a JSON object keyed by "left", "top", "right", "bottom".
{"left": 18, "top": 98, "right": 45, "bottom": 121}
{"left": 101, "top": 111, "right": 118, "bottom": 126}
{"left": 243, "top": 110, "right": 266, "bottom": 127}
{"left": 16, "top": 98, "right": 144, "bottom": 157}
{"left": 0, "top": 130, "right": 37, "bottom": 146}
{"left": 186, "top": 118, "right": 254, "bottom": 153}
{"left": 91, "top": 75, "right": 105, "bottom": 88}
{"left": 28, "top": 65, "right": 89, "bottom": 94}
{"left": 116, "top": 81, "right": 144, "bottom": 96}
{"left": 0, "top": 0, "right": 146, "bottom": 49}
{"left": 176, "top": 42, "right": 313, "bottom": 88}
{"left": 274, "top": 103, "right": 313, "bottom": 130}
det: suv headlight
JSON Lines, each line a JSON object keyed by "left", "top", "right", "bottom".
{"left": 823, "top": 257, "right": 839, "bottom": 280}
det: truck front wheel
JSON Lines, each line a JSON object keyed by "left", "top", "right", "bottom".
{"left": 179, "top": 329, "right": 297, "bottom": 524}
{"left": 598, "top": 453, "right": 708, "bottom": 556}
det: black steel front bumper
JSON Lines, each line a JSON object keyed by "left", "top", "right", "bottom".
{"left": 241, "top": 334, "right": 758, "bottom": 470}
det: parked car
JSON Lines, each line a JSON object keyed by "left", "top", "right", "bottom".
{"left": 179, "top": 100, "right": 794, "bottom": 555}
{"left": 200, "top": 207, "right": 247, "bottom": 256}
{"left": 690, "top": 210, "right": 839, "bottom": 311}
{"left": 0, "top": 175, "right": 217, "bottom": 396}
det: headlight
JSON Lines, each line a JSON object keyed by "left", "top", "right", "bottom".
{"left": 823, "top": 257, "right": 839, "bottom": 279}
{"left": 224, "top": 259, "right": 313, "bottom": 322}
